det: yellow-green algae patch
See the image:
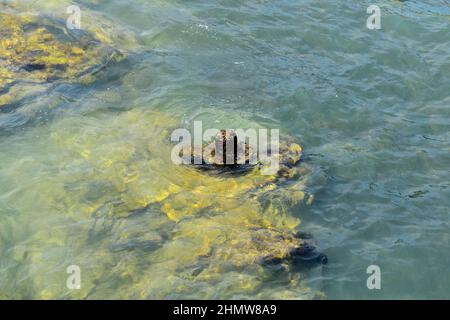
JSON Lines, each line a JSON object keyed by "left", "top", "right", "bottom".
{"left": 0, "top": 3, "right": 137, "bottom": 107}
{"left": 0, "top": 108, "right": 321, "bottom": 299}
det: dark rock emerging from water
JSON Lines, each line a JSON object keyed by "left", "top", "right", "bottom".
{"left": 185, "top": 129, "right": 325, "bottom": 271}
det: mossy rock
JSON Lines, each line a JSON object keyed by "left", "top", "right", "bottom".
{"left": 0, "top": 3, "right": 137, "bottom": 107}
{"left": 0, "top": 108, "right": 325, "bottom": 299}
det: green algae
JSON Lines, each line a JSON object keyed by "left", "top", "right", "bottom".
{"left": 0, "top": 108, "right": 320, "bottom": 299}
{"left": 0, "top": 2, "right": 138, "bottom": 107}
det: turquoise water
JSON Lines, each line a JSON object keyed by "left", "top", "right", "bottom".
{"left": 0, "top": 0, "right": 449, "bottom": 299}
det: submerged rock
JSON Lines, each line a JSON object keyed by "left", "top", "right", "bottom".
{"left": 0, "top": 108, "right": 325, "bottom": 299}
{"left": 0, "top": 3, "right": 137, "bottom": 107}
{"left": 185, "top": 129, "right": 326, "bottom": 270}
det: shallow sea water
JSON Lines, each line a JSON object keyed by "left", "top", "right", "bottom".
{"left": 0, "top": 0, "right": 449, "bottom": 299}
